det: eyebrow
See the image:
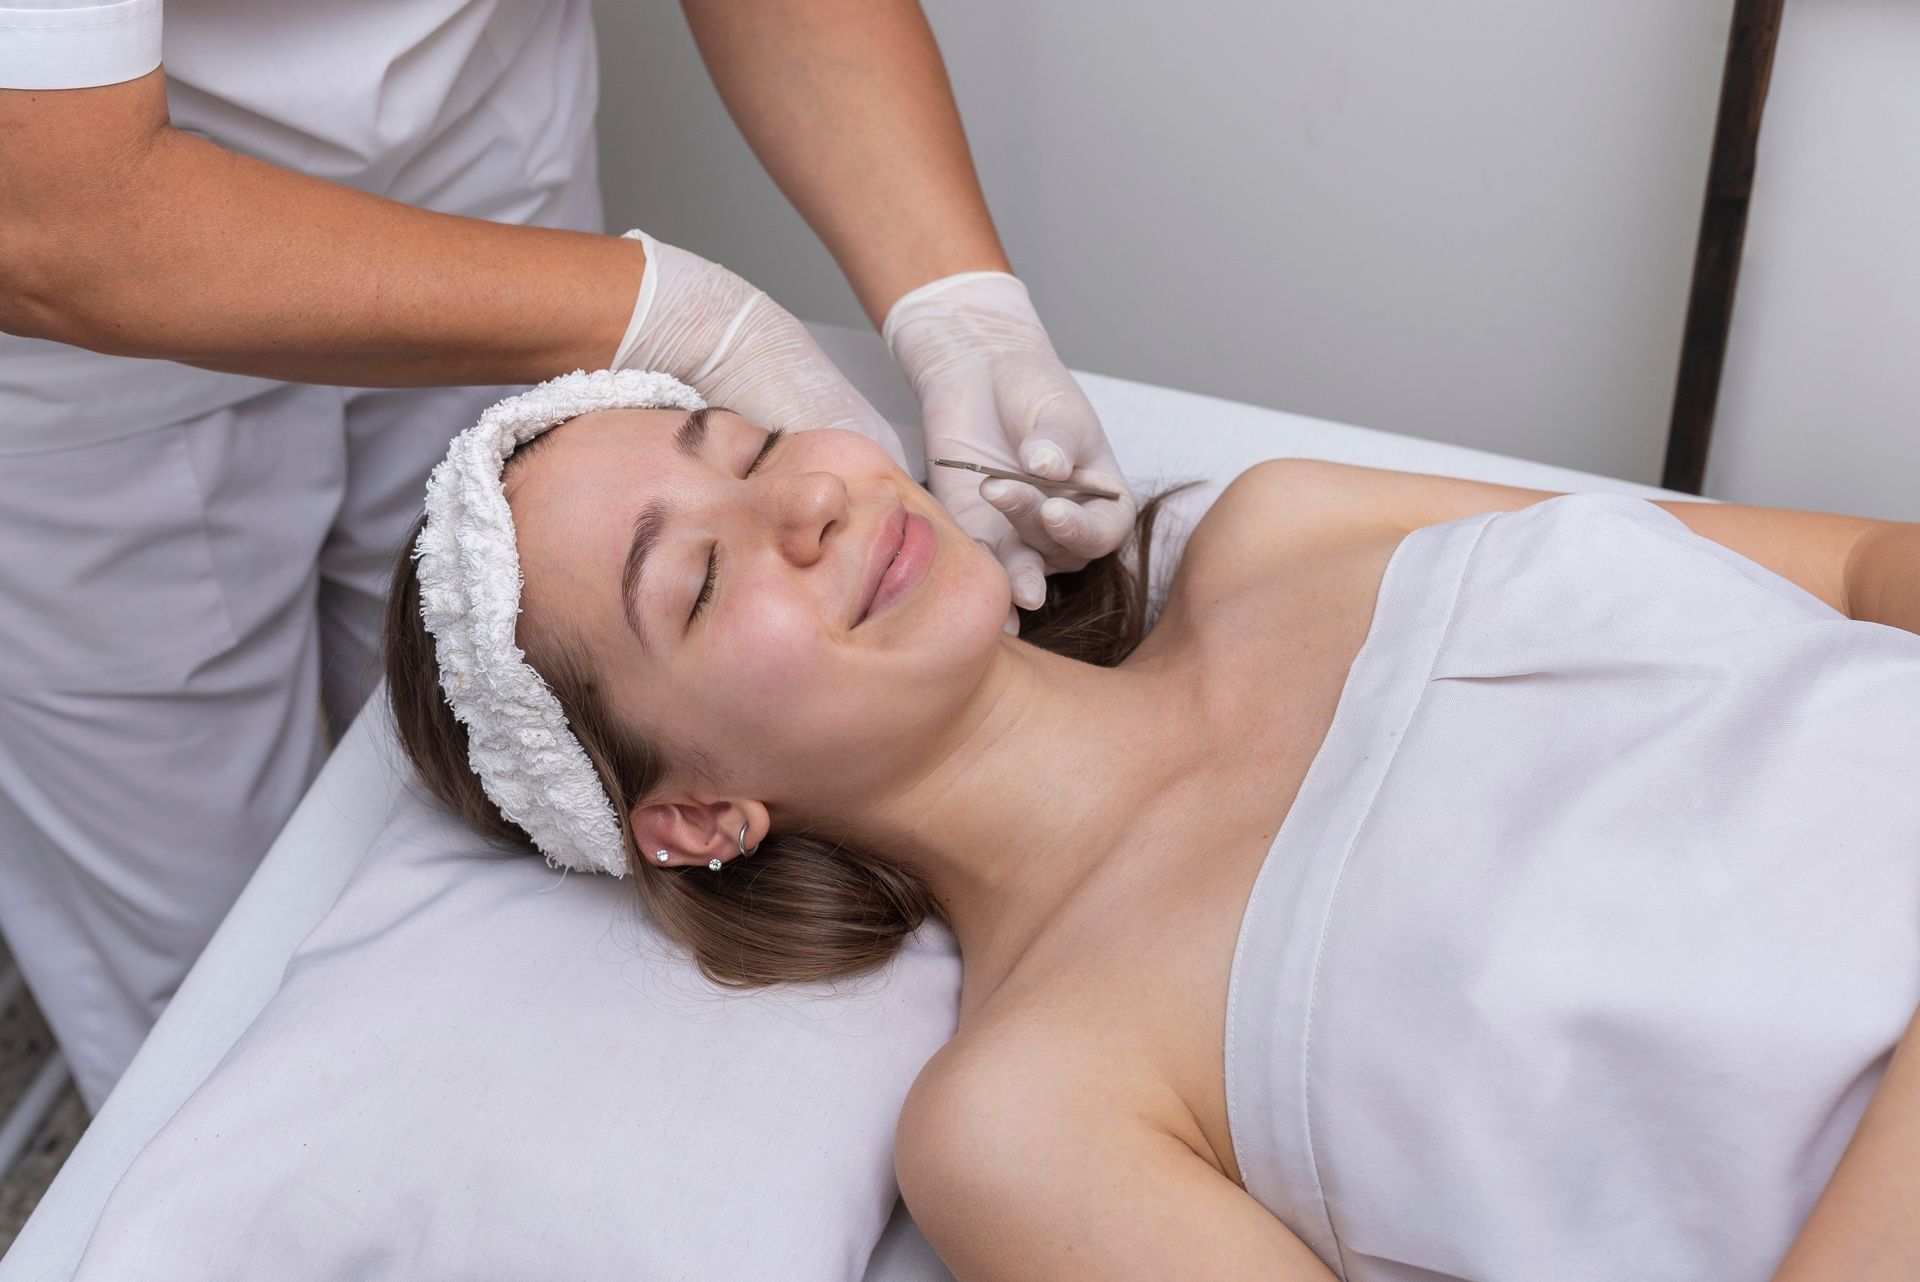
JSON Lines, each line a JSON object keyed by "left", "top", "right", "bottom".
{"left": 673, "top": 405, "right": 713, "bottom": 463}
{"left": 619, "top": 407, "right": 715, "bottom": 650}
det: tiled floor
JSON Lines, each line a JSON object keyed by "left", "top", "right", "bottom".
{"left": 0, "top": 936, "right": 91, "bottom": 1257}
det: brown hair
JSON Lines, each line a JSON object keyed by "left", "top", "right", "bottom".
{"left": 385, "top": 451, "right": 1196, "bottom": 989}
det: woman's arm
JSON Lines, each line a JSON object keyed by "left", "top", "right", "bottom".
{"left": 895, "top": 1047, "right": 1336, "bottom": 1281}
{"left": 1651, "top": 500, "right": 1919, "bottom": 633}
{"left": 679, "top": 0, "right": 1011, "bottom": 327}
{"left": 1772, "top": 1001, "right": 1920, "bottom": 1281}
{"left": 0, "top": 71, "right": 644, "bottom": 385}
{"left": 1841, "top": 522, "right": 1920, "bottom": 633}
{"left": 1242, "top": 460, "right": 1919, "bottom": 632}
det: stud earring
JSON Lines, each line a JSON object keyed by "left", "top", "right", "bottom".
{"left": 654, "top": 850, "right": 669, "bottom": 864}
{"left": 707, "top": 858, "right": 723, "bottom": 872}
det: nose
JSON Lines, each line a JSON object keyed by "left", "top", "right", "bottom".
{"left": 754, "top": 469, "right": 848, "bottom": 565}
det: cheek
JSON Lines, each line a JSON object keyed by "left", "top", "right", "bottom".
{"left": 807, "top": 429, "right": 897, "bottom": 473}
{"left": 939, "top": 531, "right": 1019, "bottom": 621}
{"left": 722, "top": 587, "right": 826, "bottom": 689}
{"left": 708, "top": 577, "right": 858, "bottom": 737}
{"left": 708, "top": 594, "right": 875, "bottom": 762}
{"left": 698, "top": 531, "right": 1008, "bottom": 761}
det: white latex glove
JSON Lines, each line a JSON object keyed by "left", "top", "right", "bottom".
{"left": 884, "top": 272, "right": 1136, "bottom": 632}
{"left": 612, "top": 230, "right": 908, "bottom": 470}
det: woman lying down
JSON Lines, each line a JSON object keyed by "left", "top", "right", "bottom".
{"left": 385, "top": 370, "right": 1920, "bottom": 1282}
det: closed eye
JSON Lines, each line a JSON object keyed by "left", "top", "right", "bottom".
{"left": 747, "top": 426, "right": 786, "bottom": 476}
{"left": 690, "top": 547, "right": 717, "bottom": 621}
{"left": 690, "top": 427, "right": 786, "bottom": 623}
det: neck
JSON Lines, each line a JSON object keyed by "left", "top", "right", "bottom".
{"left": 840, "top": 638, "right": 1211, "bottom": 1004}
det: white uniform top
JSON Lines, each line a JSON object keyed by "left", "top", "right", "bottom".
{"left": 1226, "top": 493, "right": 1920, "bottom": 1281}
{"left": 0, "top": 0, "right": 603, "bottom": 454}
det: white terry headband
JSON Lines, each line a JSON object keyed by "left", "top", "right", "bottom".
{"left": 414, "top": 368, "right": 705, "bottom": 876}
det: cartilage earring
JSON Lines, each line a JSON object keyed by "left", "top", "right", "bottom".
{"left": 654, "top": 850, "right": 669, "bottom": 863}
{"left": 707, "top": 858, "right": 723, "bottom": 872}
{"left": 738, "top": 820, "right": 758, "bottom": 857}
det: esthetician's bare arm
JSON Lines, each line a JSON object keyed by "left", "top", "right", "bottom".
{"left": 1239, "top": 459, "right": 1920, "bottom": 634}
{"left": 680, "top": 0, "right": 1011, "bottom": 325}
{"left": 0, "top": 70, "right": 643, "bottom": 385}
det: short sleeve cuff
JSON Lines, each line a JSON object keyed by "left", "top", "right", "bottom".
{"left": 0, "top": 0, "right": 162, "bottom": 90}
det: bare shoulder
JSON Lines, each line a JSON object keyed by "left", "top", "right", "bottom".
{"left": 895, "top": 1020, "right": 1333, "bottom": 1281}
{"left": 1164, "top": 459, "right": 1401, "bottom": 610}
{"left": 895, "top": 1019, "right": 1105, "bottom": 1179}
{"left": 1166, "top": 458, "right": 1558, "bottom": 608}
{"left": 1184, "top": 456, "right": 1558, "bottom": 562}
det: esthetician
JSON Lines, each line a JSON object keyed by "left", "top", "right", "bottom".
{"left": 0, "top": 0, "right": 1134, "bottom": 1109}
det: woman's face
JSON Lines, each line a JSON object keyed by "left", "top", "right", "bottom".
{"left": 504, "top": 407, "right": 1011, "bottom": 820}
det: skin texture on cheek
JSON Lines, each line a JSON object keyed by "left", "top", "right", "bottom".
{"left": 702, "top": 574, "right": 982, "bottom": 815}
{"left": 634, "top": 574, "right": 832, "bottom": 790}
{"left": 710, "top": 591, "right": 856, "bottom": 745}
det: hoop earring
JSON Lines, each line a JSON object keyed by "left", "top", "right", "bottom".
{"left": 738, "top": 820, "right": 758, "bottom": 858}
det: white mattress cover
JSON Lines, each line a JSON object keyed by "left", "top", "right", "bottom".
{"left": 0, "top": 325, "right": 1680, "bottom": 1281}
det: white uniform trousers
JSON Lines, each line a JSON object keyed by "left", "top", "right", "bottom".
{"left": 0, "top": 380, "right": 518, "bottom": 1110}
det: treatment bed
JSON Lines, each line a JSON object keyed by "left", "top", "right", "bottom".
{"left": 0, "top": 326, "right": 1683, "bottom": 1282}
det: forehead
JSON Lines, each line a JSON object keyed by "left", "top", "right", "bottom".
{"left": 505, "top": 405, "right": 726, "bottom": 519}
{"left": 504, "top": 407, "right": 710, "bottom": 647}
{"left": 512, "top": 406, "right": 696, "bottom": 482}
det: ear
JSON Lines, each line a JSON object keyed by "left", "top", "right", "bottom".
{"left": 629, "top": 796, "right": 770, "bottom": 870}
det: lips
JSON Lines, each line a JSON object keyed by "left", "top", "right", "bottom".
{"left": 854, "top": 505, "right": 908, "bottom": 627}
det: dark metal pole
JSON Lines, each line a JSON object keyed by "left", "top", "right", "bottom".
{"left": 1662, "top": 0, "right": 1786, "bottom": 494}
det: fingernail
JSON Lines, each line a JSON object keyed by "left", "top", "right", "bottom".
{"left": 1042, "top": 499, "right": 1073, "bottom": 527}
{"left": 1023, "top": 573, "right": 1045, "bottom": 604}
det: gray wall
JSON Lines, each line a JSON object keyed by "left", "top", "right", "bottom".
{"left": 1705, "top": 0, "right": 1920, "bottom": 521}
{"left": 591, "top": 1, "right": 1736, "bottom": 484}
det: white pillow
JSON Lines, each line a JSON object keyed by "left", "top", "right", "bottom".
{"left": 69, "top": 780, "right": 963, "bottom": 1280}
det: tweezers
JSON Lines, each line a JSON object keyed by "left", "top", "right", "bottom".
{"left": 928, "top": 457, "right": 1123, "bottom": 501}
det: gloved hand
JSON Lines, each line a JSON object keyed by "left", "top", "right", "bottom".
{"left": 884, "top": 272, "right": 1135, "bottom": 630}
{"left": 612, "top": 230, "right": 909, "bottom": 470}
